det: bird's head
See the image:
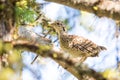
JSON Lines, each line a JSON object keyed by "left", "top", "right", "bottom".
{"left": 50, "top": 21, "right": 67, "bottom": 34}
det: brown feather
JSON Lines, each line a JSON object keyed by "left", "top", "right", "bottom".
{"left": 51, "top": 21, "right": 107, "bottom": 62}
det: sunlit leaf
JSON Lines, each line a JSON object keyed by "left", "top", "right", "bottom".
{"left": 103, "top": 69, "right": 120, "bottom": 80}
{"left": 8, "top": 49, "right": 21, "bottom": 64}
{"left": 3, "top": 43, "right": 13, "bottom": 52}
{"left": 0, "top": 40, "right": 3, "bottom": 54}
{"left": 0, "top": 68, "right": 14, "bottom": 80}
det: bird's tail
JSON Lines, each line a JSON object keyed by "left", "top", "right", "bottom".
{"left": 99, "top": 46, "right": 107, "bottom": 50}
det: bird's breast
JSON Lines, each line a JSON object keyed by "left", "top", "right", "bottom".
{"left": 60, "top": 37, "right": 86, "bottom": 57}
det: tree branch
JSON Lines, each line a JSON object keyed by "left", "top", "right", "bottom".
{"left": 46, "top": 0, "right": 120, "bottom": 20}
{"left": 3, "top": 12, "right": 106, "bottom": 80}
{"left": 18, "top": 26, "right": 52, "bottom": 45}
{"left": 11, "top": 39, "right": 106, "bottom": 80}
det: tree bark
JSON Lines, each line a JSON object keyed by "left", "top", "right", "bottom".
{"left": 14, "top": 23, "right": 106, "bottom": 80}
{"left": 12, "top": 38, "right": 106, "bottom": 80}
{"left": 46, "top": 0, "right": 120, "bottom": 20}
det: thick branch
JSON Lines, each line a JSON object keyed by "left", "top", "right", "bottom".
{"left": 14, "top": 17, "right": 106, "bottom": 79}
{"left": 46, "top": 0, "right": 120, "bottom": 20}
{"left": 3, "top": 12, "right": 106, "bottom": 80}
{"left": 10, "top": 39, "right": 106, "bottom": 80}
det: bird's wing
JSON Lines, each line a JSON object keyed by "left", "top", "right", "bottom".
{"left": 68, "top": 35, "right": 104, "bottom": 57}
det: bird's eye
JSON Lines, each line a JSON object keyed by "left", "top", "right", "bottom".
{"left": 56, "top": 22, "right": 60, "bottom": 26}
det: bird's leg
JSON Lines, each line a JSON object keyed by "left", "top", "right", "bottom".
{"left": 73, "top": 57, "right": 87, "bottom": 67}
{"left": 79, "top": 57, "right": 87, "bottom": 63}
{"left": 75, "top": 57, "right": 87, "bottom": 66}
{"left": 70, "top": 57, "right": 87, "bottom": 65}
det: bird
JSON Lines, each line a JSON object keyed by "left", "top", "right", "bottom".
{"left": 50, "top": 21, "right": 107, "bottom": 62}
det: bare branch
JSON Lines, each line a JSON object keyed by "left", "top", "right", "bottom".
{"left": 18, "top": 26, "right": 52, "bottom": 45}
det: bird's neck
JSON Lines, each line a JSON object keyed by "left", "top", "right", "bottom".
{"left": 58, "top": 32, "right": 68, "bottom": 44}
{"left": 59, "top": 32, "right": 68, "bottom": 48}
{"left": 59, "top": 31, "right": 67, "bottom": 37}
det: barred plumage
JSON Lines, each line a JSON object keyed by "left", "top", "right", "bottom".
{"left": 51, "top": 21, "right": 106, "bottom": 62}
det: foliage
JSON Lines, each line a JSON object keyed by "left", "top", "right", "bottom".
{"left": 0, "top": 0, "right": 39, "bottom": 79}
{"left": 1, "top": 0, "right": 120, "bottom": 80}
{"left": 15, "top": 0, "right": 39, "bottom": 26}
{"left": 102, "top": 69, "right": 120, "bottom": 80}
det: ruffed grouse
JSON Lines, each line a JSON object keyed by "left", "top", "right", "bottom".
{"left": 50, "top": 21, "right": 106, "bottom": 62}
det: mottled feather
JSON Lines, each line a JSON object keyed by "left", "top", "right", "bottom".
{"left": 51, "top": 21, "right": 106, "bottom": 62}
{"left": 60, "top": 34, "right": 106, "bottom": 57}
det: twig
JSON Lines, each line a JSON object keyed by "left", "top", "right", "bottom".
{"left": 31, "top": 55, "right": 39, "bottom": 64}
